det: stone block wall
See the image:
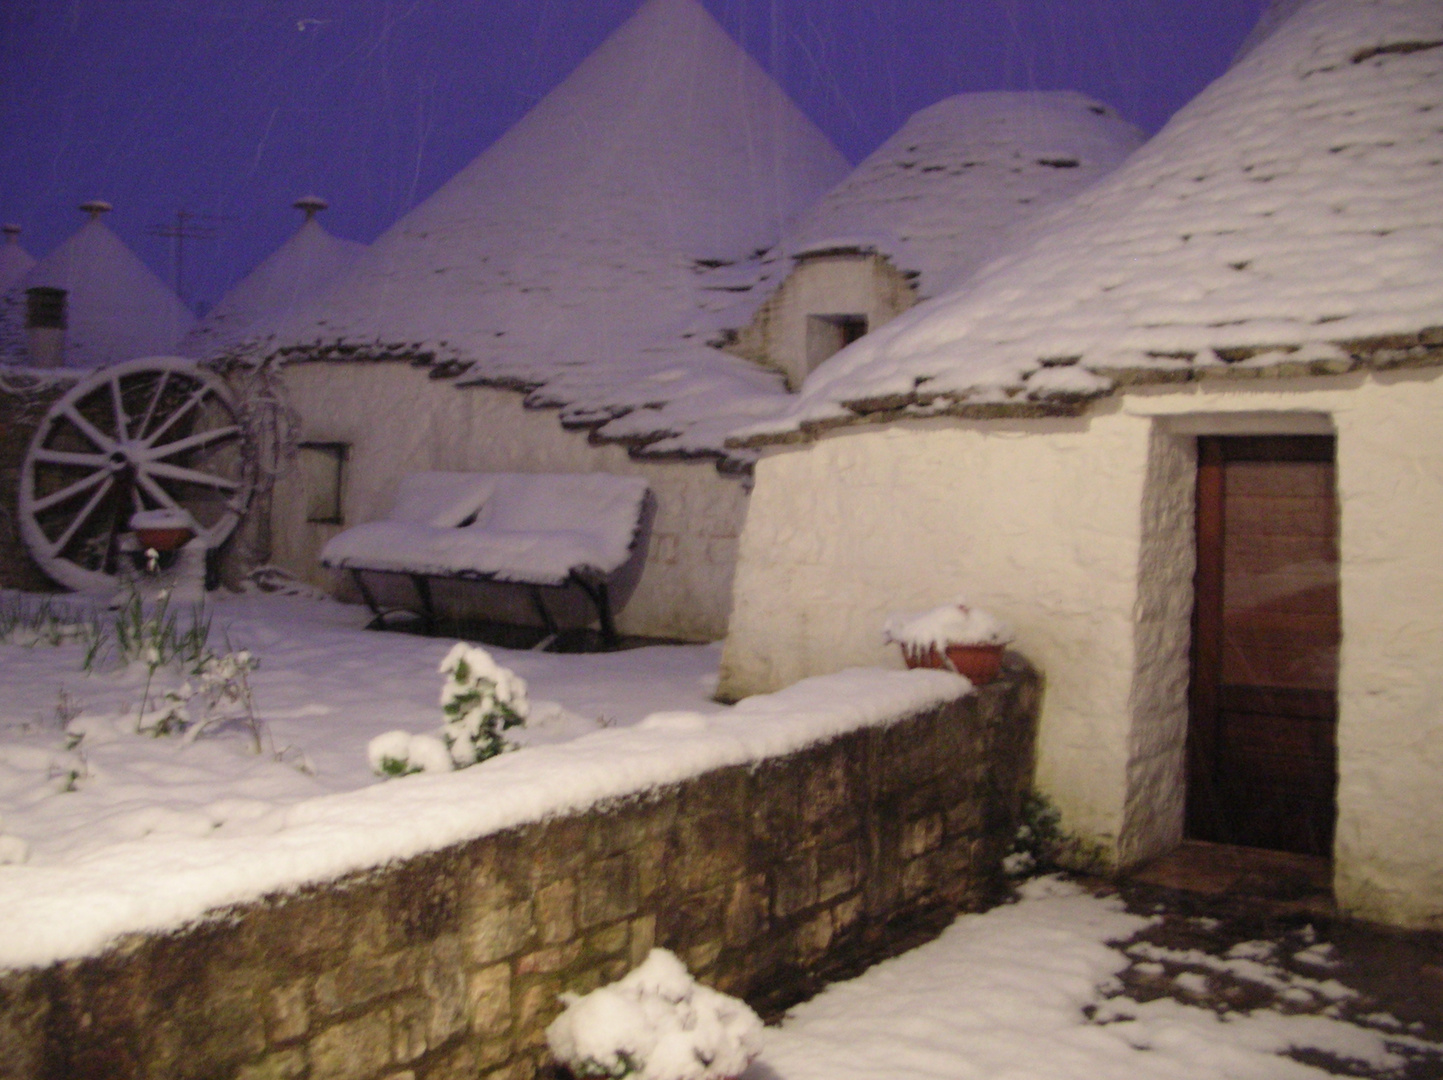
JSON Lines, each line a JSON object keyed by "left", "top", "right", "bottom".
{"left": 0, "top": 659, "right": 1040, "bottom": 1080}
{"left": 0, "top": 374, "right": 70, "bottom": 592}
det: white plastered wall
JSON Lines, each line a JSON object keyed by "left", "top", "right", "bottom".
{"left": 720, "top": 368, "right": 1443, "bottom": 928}
{"left": 728, "top": 253, "right": 916, "bottom": 390}
{"left": 267, "top": 362, "right": 747, "bottom": 641}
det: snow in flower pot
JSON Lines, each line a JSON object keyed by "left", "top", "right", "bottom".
{"left": 129, "top": 507, "right": 198, "bottom": 553}
{"left": 546, "top": 948, "right": 762, "bottom": 1080}
{"left": 884, "top": 600, "right": 1013, "bottom": 685}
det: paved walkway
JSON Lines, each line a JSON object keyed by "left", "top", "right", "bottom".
{"left": 1109, "top": 841, "right": 1443, "bottom": 1078}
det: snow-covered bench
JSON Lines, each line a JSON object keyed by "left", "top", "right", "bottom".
{"left": 320, "top": 471, "right": 652, "bottom": 648}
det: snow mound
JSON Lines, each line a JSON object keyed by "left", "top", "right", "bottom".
{"left": 547, "top": 948, "right": 762, "bottom": 1080}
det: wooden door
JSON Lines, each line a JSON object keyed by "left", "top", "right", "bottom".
{"left": 1186, "top": 436, "right": 1339, "bottom": 856}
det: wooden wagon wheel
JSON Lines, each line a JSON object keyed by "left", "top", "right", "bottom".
{"left": 18, "top": 356, "right": 253, "bottom": 594}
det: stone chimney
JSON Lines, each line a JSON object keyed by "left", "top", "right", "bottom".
{"left": 25, "top": 286, "right": 66, "bottom": 368}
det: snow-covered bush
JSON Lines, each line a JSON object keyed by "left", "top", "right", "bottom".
{"left": 546, "top": 948, "right": 762, "bottom": 1080}
{"left": 438, "top": 642, "right": 528, "bottom": 766}
{"left": 366, "top": 731, "right": 454, "bottom": 778}
{"left": 368, "top": 643, "right": 528, "bottom": 778}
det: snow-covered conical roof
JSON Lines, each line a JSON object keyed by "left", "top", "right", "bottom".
{"left": 741, "top": 0, "right": 1443, "bottom": 443}
{"left": 778, "top": 91, "right": 1143, "bottom": 299}
{"left": 181, "top": 202, "right": 364, "bottom": 359}
{"left": 257, "top": 0, "right": 848, "bottom": 460}
{"left": 0, "top": 226, "right": 35, "bottom": 293}
{"left": 12, "top": 208, "right": 194, "bottom": 369}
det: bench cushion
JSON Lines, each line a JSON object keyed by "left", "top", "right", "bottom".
{"left": 386, "top": 471, "right": 499, "bottom": 527}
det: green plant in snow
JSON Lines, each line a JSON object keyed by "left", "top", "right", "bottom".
{"left": 1005, "top": 792, "right": 1066, "bottom": 877}
{"left": 0, "top": 591, "right": 102, "bottom": 650}
{"left": 102, "top": 588, "right": 212, "bottom": 675}
{"left": 368, "top": 643, "right": 529, "bottom": 779}
{"left": 438, "top": 642, "right": 528, "bottom": 766}
{"left": 1006, "top": 791, "right": 1111, "bottom": 878}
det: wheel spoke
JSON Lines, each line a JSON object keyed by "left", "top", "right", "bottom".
{"left": 110, "top": 374, "right": 131, "bottom": 440}
{"left": 60, "top": 404, "right": 118, "bottom": 453}
{"left": 47, "top": 476, "right": 115, "bottom": 558}
{"left": 144, "top": 461, "right": 241, "bottom": 491}
{"left": 31, "top": 448, "right": 109, "bottom": 468}
{"left": 145, "top": 424, "right": 241, "bottom": 461}
{"left": 144, "top": 381, "right": 209, "bottom": 447}
{"left": 134, "top": 472, "right": 185, "bottom": 515}
{"left": 138, "top": 369, "right": 171, "bottom": 440}
{"left": 31, "top": 469, "right": 111, "bottom": 513}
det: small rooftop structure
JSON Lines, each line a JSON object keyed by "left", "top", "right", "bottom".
{"left": 0, "top": 225, "right": 34, "bottom": 293}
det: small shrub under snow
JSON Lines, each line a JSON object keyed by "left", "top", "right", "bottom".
{"left": 546, "top": 948, "right": 762, "bottom": 1080}
{"left": 368, "top": 643, "right": 528, "bottom": 778}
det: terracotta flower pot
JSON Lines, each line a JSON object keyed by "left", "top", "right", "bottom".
{"left": 900, "top": 642, "right": 1006, "bottom": 685}
{"left": 134, "top": 526, "right": 195, "bottom": 552}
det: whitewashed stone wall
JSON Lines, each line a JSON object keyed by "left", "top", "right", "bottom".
{"left": 728, "top": 253, "right": 916, "bottom": 390}
{"left": 719, "top": 369, "right": 1443, "bottom": 930}
{"left": 268, "top": 363, "right": 748, "bottom": 641}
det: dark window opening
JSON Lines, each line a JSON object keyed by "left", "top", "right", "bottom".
{"left": 298, "top": 441, "right": 348, "bottom": 525}
{"left": 25, "top": 287, "right": 67, "bottom": 330}
{"left": 806, "top": 313, "right": 869, "bottom": 373}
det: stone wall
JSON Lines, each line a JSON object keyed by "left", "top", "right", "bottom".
{"left": 0, "top": 660, "right": 1040, "bottom": 1080}
{"left": 0, "top": 373, "right": 71, "bottom": 592}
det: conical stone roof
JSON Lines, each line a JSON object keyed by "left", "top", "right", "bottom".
{"left": 741, "top": 0, "right": 1443, "bottom": 442}
{"left": 257, "top": 0, "right": 849, "bottom": 461}
{"left": 182, "top": 208, "right": 364, "bottom": 359}
{"left": 778, "top": 91, "right": 1144, "bottom": 299}
{"left": 12, "top": 211, "right": 193, "bottom": 369}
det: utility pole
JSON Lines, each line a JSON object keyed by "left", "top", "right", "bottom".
{"left": 146, "top": 210, "right": 231, "bottom": 311}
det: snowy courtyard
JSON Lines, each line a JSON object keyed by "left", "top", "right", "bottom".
{"left": 0, "top": 589, "right": 1439, "bottom": 1079}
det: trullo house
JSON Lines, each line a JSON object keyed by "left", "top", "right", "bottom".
{"left": 720, "top": 0, "right": 1443, "bottom": 930}
{"left": 221, "top": 0, "right": 1142, "bottom": 642}
{"left": 221, "top": 0, "right": 850, "bottom": 641}
{"left": 2, "top": 202, "right": 193, "bottom": 369}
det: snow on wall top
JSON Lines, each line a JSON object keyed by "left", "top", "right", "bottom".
{"left": 735, "top": 0, "right": 1443, "bottom": 445}
{"left": 777, "top": 92, "right": 1144, "bottom": 299}
{"left": 0, "top": 665, "right": 967, "bottom": 969}
{"left": 179, "top": 215, "right": 364, "bottom": 359}
{"left": 236, "top": 0, "right": 848, "bottom": 466}
{"left": 2, "top": 216, "right": 194, "bottom": 370}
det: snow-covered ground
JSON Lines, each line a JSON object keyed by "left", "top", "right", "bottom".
{"left": 0, "top": 588, "right": 964, "bottom": 968}
{"left": 0, "top": 590, "right": 729, "bottom": 870}
{"left": 754, "top": 877, "right": 1442, "bottom": 1080}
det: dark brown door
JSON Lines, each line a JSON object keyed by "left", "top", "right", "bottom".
{"left": 1186, "top": 435, "right": 1339, "bottom": 856}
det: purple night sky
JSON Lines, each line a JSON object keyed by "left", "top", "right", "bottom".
{"left": 0, "top": 1, "right": 1266, "bottom": 312}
